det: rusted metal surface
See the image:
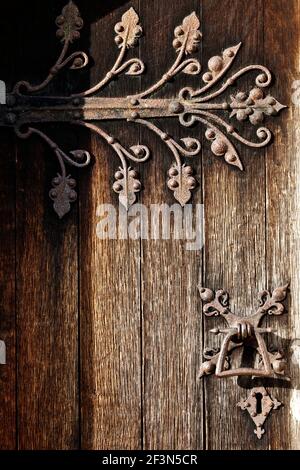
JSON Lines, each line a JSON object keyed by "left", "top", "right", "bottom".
{"left": 0, "top": 1, "right": 286, "bottom": 217}
{"left": 13, "top": 1, "right": 88, "bottom": 95}
{"left": 15, "top": 125, "right": 91, "bottom": 218}
{"left": 199, "top": 284, "right": 289, "bottom": 440}
{"left": 237, "top": 387, "right": 282, "bottom": 440}
{"left": 198, "top": 284, "right": 289, "bottom": 379}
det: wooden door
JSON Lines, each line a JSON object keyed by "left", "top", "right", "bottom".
{"left": 0, "top": 0, "right": 299, "bottom": 450}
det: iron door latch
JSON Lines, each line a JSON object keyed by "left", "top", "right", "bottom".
{"left": 198, "top": 284, "right": 289, "bottom": 379}
{"left": 199, "top": 283, "right": 289, "bottom": 439}
{"left": 0, "top": 1, "right": 286, "bottom": 218}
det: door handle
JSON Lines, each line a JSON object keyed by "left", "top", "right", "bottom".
{"left": 198, "top": 284, "right": 289, "bottom": 379}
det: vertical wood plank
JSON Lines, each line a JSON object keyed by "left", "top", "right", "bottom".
{"left": 79, "top": 0, "right": 142, "bottom": 450}
{"left": 15, "top": 1, "right": 79, "bottom": 449}
{"left": 140, "top": 0, "right": 204, "bottom": 450}
{"left": 16, "top": 142, "right": 80, "bottom": 449}
{"left": 265, "top": 0, "right": 300, "bottom": 450}
{"left": 0, "top": 2, "right": 18, "bottom": 449}
{"left": 0, "top": 132, "right": 16, "bottom": 449}
{"left": 202, "top": 0, "right": 267, "bottom": 449}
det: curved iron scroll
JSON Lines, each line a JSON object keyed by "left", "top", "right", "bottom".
{"left": 0, "top": 1, "right": 286, "bottom": 217}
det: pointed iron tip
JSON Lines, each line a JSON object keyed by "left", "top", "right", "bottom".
{"left": 230, "top": 158, "right": 243, "bottom": 171}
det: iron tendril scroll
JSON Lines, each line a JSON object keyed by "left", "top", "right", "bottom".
{"left": 0, "top": 1, "right": 286, "bottom": 217}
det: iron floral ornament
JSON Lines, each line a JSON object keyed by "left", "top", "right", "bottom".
{"left": 0, "top": 1, "right": 286, "bottom": 217}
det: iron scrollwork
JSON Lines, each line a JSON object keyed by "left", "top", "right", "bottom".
{"left": 0, "top": 1, "right": 286, "bottom": 217}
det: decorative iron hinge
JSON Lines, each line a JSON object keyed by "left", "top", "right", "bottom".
{"left": 0, "top": 1, "right": 286, "bottom": 217}
{"left": 198, "top": 283, "right": 289, "bottom": 439}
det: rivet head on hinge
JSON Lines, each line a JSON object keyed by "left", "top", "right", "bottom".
{"left": 169, "top": 100, "right": 184, "bottom": 114}
{"left": 130, "top": 98, "right": 139, "bottom": 106}
{"left": 130, "top": 111, "right": 140, "bottom": 119}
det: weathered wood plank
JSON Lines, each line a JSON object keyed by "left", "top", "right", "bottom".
{"left": 0, "top": 3, "right": 20, "bottom": 450}
{"left": 15, "top": 1, "right": 79, "bottom": 449}
{"left": 16, "top": 139, "right": 80, "bottom": 449}
{"left": 79, "top": 1, "right": 142, "bottom": 450}
{"left": 265, "top": 0, "right": 300, "bottom": 450}
{"left": 0, "top": 131, "right": 16, "bottom": 450}
{"left": 140, "top": 0, "right": 204, "bottom": 450}
{"left": 202, "top": 0, "right": 267, "bottom": 450}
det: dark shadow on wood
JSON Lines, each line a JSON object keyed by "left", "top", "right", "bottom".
{"left": 237, "top": 334, "right": 294, "bottom": 390}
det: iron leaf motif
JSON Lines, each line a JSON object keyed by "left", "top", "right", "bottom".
{"left": 167, "top": 163, "right": 197, "bottom": 206}
{"left": 0, "top": 2, "right": 286, "bottom": 216}
{"left": 173, "top": 12, "right": 202, "bottom": 55}
{"left": 230, "top": 88, "right": 287, "bottom": 126}
{"left": 50, "top": 174, "right": 77, "bottom": 219}
{"left": 113, "top": 167, "right": 142, "bottom": 210}
{"left": 204, "top": 127, "right": 243, "bottom": 170}
{"left": 257, "top": 283, "right": 289, "bottom": 316}
{"left": 201, "top": 43, "right": 241, "bottom": 85}
{"left": 114, "top": 7, "right": 143, "bottom": 49}
{"left": 56, "top": 0, "right": 84, "bottom": 44}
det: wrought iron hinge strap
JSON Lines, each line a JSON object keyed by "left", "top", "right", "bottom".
{"left": 1, "top": 96, "right": 283, "bottom": 126}
{"left": 0, "top": 1, "right": 286, "bottom": 217}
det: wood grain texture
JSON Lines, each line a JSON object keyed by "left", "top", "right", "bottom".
{"left": 0, "top": 4, "right": 17, "bottom": 450}
{"left": 0, "top": 3, "right": 19, "bottom": 450}
{"left": 202, "top": 0, "right": 267, "bottom": 450}
{"left": 16, "top": 142, "right": 80, "bottom": 450}
{"left": 140, "top": 0, "right": 204, "bottom": 450}
{"left": 79, "top": 1, "right": 142, "bottom": 450}
{"left": 15, "top": 1, "right": 79, "bottom": 449}
{"left": 265, "top": 0, "right": 300, "bottom": 450}
{"left": 0, "top": 132, "right": 16, "bottom": 449}
{"left": 0, "top": 0, "right": 298, "bottom": 451}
